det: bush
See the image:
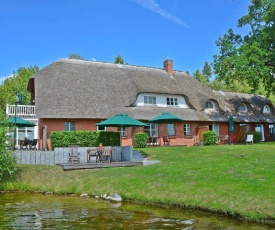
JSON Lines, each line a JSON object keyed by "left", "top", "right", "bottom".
{"left": 0, "top": 150, "right": 17, "bottom": 181}
{"left": 202, "top": 131, "right": 217, "bottom": 145}
{"left": 134, "top": 132, "right": 148, "bottom": 148}
{"left": 50, "top": 131, "right": 120, "bottom": 149}
{"left": 0, "top": 112, "right": 17, "bottom": 180}
{"left": 246, "top": 131, "right": 262, "bottom": 143}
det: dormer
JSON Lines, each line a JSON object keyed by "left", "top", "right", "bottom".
{"left": 204, "top": 100, "right": 215, "bottom": 110}
{"left": 238, "top": 103, "right": 248, "bottom": 113}
{"left": 134, "top": 93, "right": 190, "bottom": 108}
{"left": 263, "top": 105, "right": 271, "bottom": 114}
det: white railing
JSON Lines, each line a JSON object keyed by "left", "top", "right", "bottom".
{"left": 6, "top": 104, "right": 36, "bottom": 117}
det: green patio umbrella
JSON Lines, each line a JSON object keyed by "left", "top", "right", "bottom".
{"left": 229, "top": 114, "right": 234, "bottom": 144}
{"left": 96, "top": 113, "right": 148, "bottom": 161}
{"left": 149, "top": 112, "right": 184, "bottom": 123}
{"left": 229, "top": 114, "right": 234, "bottom": 133}
{"left": 0, "top": 116, "right": 36, "bottom": 127}
{"left": 96, "top": 113, "right": 148, "bottom": 128}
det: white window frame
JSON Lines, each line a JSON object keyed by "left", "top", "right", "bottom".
{"left": 263, "top": 105, "right": 271, "bottom": 114}
{"left": 144, "top": 123, "right": 158, "bottom": 137}
{"left": 97, "top": 126, "right": 106, "bottom": 132}
{"left": 209, "top": 123, "right": 219, "bottom": 136}
{"left": 144, "top": 96, "right": 156, "bottom": 105}
{"left": 166, "top": 97, "right": 178, "bottom": 106}
{"left": 118, "top": 127, "right": 127, "bottom": 137}
{"left": 184, "top": 124, "right": 191, "bottom": 136}
{"left": 238, "top": 103, "right": 247, "bottom": 113}
{"left": 205, "top": 100, "right": 215, "bottom": 110}
{"left": 167, "top": 123, "right": 175, "bottom": 136}
{"left": 65, "top": 122, "right": 75, "bottom": 131}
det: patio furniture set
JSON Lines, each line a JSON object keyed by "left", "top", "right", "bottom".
{"left": 19, "top": 139, "right": 38, "bottom": 150}
{"left": 68, "top": 145, "right": 117, "bottom": 164}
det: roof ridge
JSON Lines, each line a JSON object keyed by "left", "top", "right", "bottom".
{"left": 58, "top": 58, "right": 184, "bottom": 73}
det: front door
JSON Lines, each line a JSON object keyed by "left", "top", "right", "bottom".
{"left": 270, "top": 124, "right": 275, "bottom": 141}
{"left": 255, "top": 124, "right": 265, "bottom": 141}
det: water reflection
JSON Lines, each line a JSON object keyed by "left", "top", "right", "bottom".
{"left": 0, "top": 192, "right": 273, "bottom": 229}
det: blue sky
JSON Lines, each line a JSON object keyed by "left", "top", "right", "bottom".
{"left": 0, "top": 0, "right": 251, "bottom": 82}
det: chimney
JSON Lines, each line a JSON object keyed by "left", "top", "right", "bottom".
{"left": 163, "top": 59, "right": 173, "bottom": 76}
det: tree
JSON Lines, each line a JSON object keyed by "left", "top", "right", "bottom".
{"left": 114, "top": 55, "right": 124, "bottom": 64}
{"left": 202, "top": 62, "right": 212, "bottom": 82}
{"left": 0, "top": 66, "right": 39, "bottom": 113}
{"left": 213, "top": 0, "right": 275, "bottom": 103}
{"left": 68, "top": 53, "right": 84, "bottom": 60}
{"left": 193, "top": 69, "right": 208, "bottom": 85}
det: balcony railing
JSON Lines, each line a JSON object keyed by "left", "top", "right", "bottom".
{"left": 6, "top": 104, "right": 36, "bottom": 117}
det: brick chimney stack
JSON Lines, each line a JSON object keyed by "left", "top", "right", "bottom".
{"left": 163, "top": 59, "right": 173, "bottom": 76}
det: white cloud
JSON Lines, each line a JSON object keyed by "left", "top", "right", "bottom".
{"left": 0, "top": 74, "right": 13, "bottom": 84}
{"left": 134, "top": 0, "right": 188, "bottom": 27}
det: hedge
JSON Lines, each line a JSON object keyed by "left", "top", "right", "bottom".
{"left": 50, "top": 131, "right": 120, "bottom": 149}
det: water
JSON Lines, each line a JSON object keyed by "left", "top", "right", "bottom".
{"left": 0, "top": 192, "right": 273, "bottom": 229}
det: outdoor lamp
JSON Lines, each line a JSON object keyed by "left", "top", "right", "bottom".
{"left": 14, "top": 92, "right": 22, "bottom": 150}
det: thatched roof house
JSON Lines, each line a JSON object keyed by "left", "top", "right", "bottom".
{"left": 28, "top": 58, "right": 275, "bottom": 122}
{"left": 27, "top": 58, "right": 275, "bottom": 149}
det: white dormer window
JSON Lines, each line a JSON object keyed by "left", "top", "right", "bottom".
{"left": 144, "top": 96, "right": 156, "bottom": 105}
{"left": 167, "top": 97, "right": 178, "bottom": 106}
{"left": 135, "top": 93, "right": 189, "bottom": 108}
{"left": 263, "top": 105, "right": 271, "bottom": 114}
{"left": 205, "top": 100, "right": 215, "bottom": 110}
{"left": 238, "top": 103, "right": 247, "bottom": 113}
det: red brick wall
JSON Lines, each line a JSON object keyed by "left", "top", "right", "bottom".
{"left": 39, "top": 118, "right": 145, "bottom": 150}
{"left": 38, "top": 118, "right": 240, "bottom": 150}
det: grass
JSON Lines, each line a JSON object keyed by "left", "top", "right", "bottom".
{"left": 1, "top": 142, "right": 275, "bottom": 224}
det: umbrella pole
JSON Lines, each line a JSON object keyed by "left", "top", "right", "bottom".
{"left": 120, "top": 132, "right": 122, "bottom": 161}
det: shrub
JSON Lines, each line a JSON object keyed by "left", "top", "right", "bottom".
{"left": 0, "top": 150, "right": 17, "bottom": 181}
{"left": 134, "top": 132, "right": 148, "bottom": 148}
{"left": 0, "top": 112, "right": 17, "bottom": 180}
{"left": 246, "top": 131, "right": 262, "bottom": 143}
{"left": 202, "top": 131, "right": 217, "bottom": 145}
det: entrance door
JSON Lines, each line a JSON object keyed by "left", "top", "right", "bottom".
{"left": 255, "top": 124, "right": 265, "bottom": 141}
{"left": 270, "top": 124, "right": 275, "bottom": 141}
{"left": 209, "top": 124, "right": 219, "bottom": 136}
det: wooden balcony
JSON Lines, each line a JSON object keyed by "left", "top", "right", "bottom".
{"left": 6, "top": 104, "right": 36, "bottom": 118}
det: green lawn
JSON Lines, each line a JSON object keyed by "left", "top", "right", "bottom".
{"left": 1, "top": 142, "right": 275, "bottom": 223}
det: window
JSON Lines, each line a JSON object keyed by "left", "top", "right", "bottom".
{"left": 240, "top": 124, "right": 250, "bottom": 132}
{"left": 184, "top": 124, "right": 191, "bottom": 136}
{"left": 167, "top": 97, "right": 178, "bottom": 106}
{"left": 65, "top": 122, "right": 75, "bottom": 131}
{"left": 263, "top": 105, "right": 271, "bottom": 114}
{"left": 167, "top": 123, "right": 175, "bottom": 136}
{"left": 205, "top": 100, "right": 215, "bottom": 109}
{"left": 144, "top": 123, "right": 158, "bottom": 137}
{"left": 118, "top": 127, "right": 127, "bottom": 137}
{"left": 144, "top": 96, "right": 156, "bottom": 105}
{"left": 238, "top": 103, "right": 247, "bottom": 112}
{"left": 209, "top": 124, "right": 219, "bottom": 136}
{"left": 97, "top": 126, "right": 106, "bottom": 132}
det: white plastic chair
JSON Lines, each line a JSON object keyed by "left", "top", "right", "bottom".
{"left": 246, "top": 134, "right": 253, "bottom": 144}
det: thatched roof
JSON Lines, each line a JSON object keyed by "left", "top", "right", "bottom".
{"left": 214, "top": 91, "right": 275, "bottom": 123}
{"left": 29, "top": 58, "right": 275, "bottom": 123}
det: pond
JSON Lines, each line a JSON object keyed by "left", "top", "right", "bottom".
{"left": 0, "top": 192, "right": 273, "bottom": 229}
